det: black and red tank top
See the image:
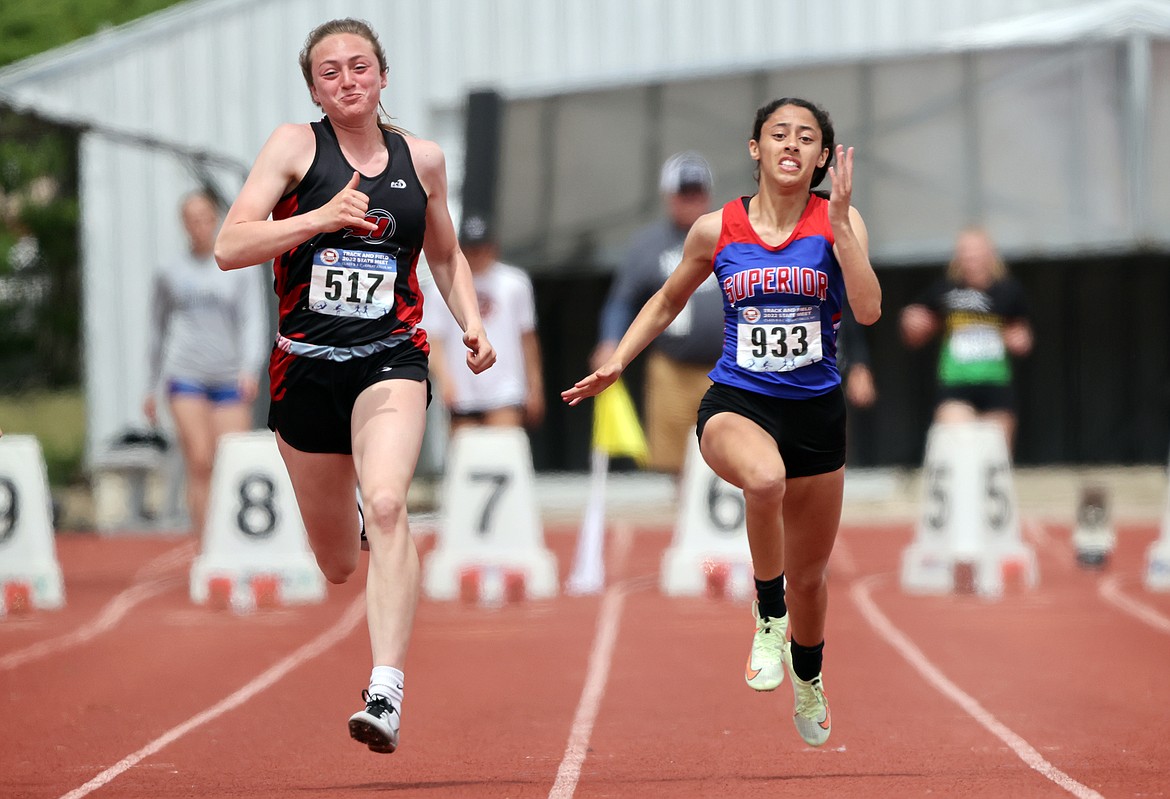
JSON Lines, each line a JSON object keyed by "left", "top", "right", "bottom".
{"left": 270, "top": 118, "right": 428, "bottom": 359}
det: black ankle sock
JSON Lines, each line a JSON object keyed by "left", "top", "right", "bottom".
{"left": 754, "top": 573, "right": 787, "bottom": 619}
{"left": 790, "top": 639, "right": 824, "bottom": 682}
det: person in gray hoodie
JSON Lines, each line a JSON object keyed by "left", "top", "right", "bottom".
{"left": 590, "top": 152, "right": 722, "bottom": 474}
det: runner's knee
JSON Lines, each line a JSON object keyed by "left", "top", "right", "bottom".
{"left": 362, "top": 489, "right": 408, "bottom": 535}
{"left": 315, "top": 551, "right": 358, "bottom": 584}
{"left": 741, "top": 465, "right": 786, "bottom": 507}
{"left": 784, "top": 568, "right": 827, "bottom": 598}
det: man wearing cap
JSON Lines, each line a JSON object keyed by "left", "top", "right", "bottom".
{"left": 590, "top": 152, "right": 722, "bottom": 475}
{"left": 424, "top": 214, "right": 544, "bottom": 432}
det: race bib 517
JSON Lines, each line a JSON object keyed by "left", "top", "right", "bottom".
{"left": 308, "top": 248, "right": 397, "bottom": 319}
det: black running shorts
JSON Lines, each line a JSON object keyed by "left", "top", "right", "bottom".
{"left": 695, "top": 382, "right": 846, "bottom": 478}
{"left": 267, "top": 340, "right": 431, "bottom": 455}
{"left": 936, "top": 382, "right": 1015, "bottom": 414}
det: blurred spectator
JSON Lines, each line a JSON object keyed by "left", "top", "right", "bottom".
{"left": 899, "top": 226, "right": 1032, "bottom": 451}
{"left": 143, "top": 190, "right": 266, "bottom": 534}
{"left": 838, "top": 303, "right": 878, "bottom": 466}
{"left": 838, "top": 303, "right": 876, "bottom": 410}
{"left": 590, "top": 151, "right": 721, "bottom": 474}
{"left": 425, "top": 214, "right": 544, "bottom": 433}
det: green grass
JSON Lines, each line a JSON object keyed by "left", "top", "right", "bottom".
{"left": 0, "top": 0, "right": 188, "bottom": 69}
{"left": 0, "top": 388, "right": 85, "bottom": 486}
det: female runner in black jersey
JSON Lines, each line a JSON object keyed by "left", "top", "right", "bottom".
{"left": 215, "top": 18, "right": 495, "bottom": 754}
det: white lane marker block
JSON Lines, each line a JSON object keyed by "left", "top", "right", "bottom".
{"left": 423, "top": 427, "right": 557, "bottom": 602}
{"left": 660, "top": 431, "right": 752, "bottom": 599}
{"left": 189, "top": 431, "right": 325, "bottom": 608}
{"left": 0, "top": 435, "right": 64, "bottom": 613}
{"left": 1144, "top": 462, "right": 1170, "bottom": 590}
{"left": 1071, "top": 484, "right": 1115, "bottom": 569}
{"left": 900, "top": 421, "right": 1037, "bottom": 598}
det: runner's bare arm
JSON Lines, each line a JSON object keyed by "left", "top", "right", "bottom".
{"left": 216, "top": 124, "right": 376, "bottom": 270}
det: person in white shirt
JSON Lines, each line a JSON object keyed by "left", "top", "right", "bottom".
{"left": 144, "top": 190, "right": 267, "bottom": 535}
{"left": 424, "top": 214, "right": 544, "bottom": 432}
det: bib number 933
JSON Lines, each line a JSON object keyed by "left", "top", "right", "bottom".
{"left": 736, "top": 305, "right": 822, "bottom": 373}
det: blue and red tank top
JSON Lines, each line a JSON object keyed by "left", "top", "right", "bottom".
{"left": 269, "top": 119, "right": 429, "bottom": 361}
{"left": 707, "top": 194, "right": 844, "bottom": 399}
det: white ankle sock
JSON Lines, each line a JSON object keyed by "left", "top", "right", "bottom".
{"left": 369, "top": 666, "right": 404, "bottom": 709}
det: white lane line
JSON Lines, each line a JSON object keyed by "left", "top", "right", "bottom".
{"left": 2, "top": 542, "right": 194, "bottom": 671}
{"left": 548, "top": 521, "right": 636, "bottom": 799}
{"left": 609, "top": 521, "right": 634, "bottom": 580}
{"left": 57, "top": 595, "right": 366, "bottom": 799}
{"left": 1027, "top": 519, "right": 1170, "bottom": 634}
{"left": 134, "top": 540, "right": 197, "bottom": 580}
{"left": 850, "top": 574, "right": 1104, "bottom": 799}
{"left": 547, "top": 583, "right": 628, "bottom": 799}
{"left": 1022, "top": 517, "right": 1058, "bottom": 553}
{"left": 1, "top": 575, "right": 178, "bottom": 670}
{"left": 1022, "top": 518, "right": 1079, "bottom": 575}
{"left": 1098, "top": 574, "right": 1170, "bottom": 635}
{"left": 831, "top": 527, "right": 858, "bottom": 578}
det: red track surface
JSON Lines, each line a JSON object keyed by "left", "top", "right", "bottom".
{"left": 2, "top": 519, "right": 1169, "bottom": 798}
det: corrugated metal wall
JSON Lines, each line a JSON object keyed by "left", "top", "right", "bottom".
{"left": 495, "top": 39, "right": 1170, "bottom": 272}
{"left": 0, "top": 0, "right": 1151, "bottom": 462}
{"left": 0, "top": 0, "right": 1124, "bottom": 171}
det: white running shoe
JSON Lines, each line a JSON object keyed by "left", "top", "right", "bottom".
{"left": 745, "top": 600, "right": 788, "bottom": 691}
{"left": 787, "top": 647, "right": 831, "bottom": 747}
{"left": 348, "top": 690, "right": 399, "bottom": 753}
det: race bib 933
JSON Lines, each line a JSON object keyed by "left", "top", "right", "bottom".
{"left": 735, "top": 305, "right": 823, "bottom": 373}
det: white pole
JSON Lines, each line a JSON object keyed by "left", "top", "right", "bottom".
{"left": 565, "top": 448, "right": 609, "bottom": 595}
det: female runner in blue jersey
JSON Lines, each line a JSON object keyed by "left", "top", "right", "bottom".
{"left": 216, "top": 18, "right": 495, "bottom": 754}
{"left": 564, "top": 98, "right": 880, "bottom": 747}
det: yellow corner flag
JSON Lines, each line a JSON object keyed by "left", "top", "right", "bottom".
{"left": 592, "top": 379, "right": 648, "bottom": 465}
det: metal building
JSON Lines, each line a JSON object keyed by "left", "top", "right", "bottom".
{"left": 0, "top": 0, "right": 1167, "bottom": 464}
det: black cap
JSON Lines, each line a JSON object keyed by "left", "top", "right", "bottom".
{"left": 459, "top": 214, "right": 493, "bottom": 246}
